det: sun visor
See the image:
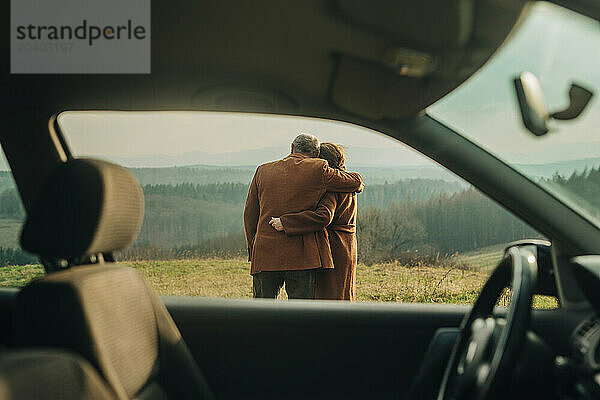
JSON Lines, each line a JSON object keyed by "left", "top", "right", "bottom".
{"left": 331, "top": 57, "right": 427, "bottom": 120}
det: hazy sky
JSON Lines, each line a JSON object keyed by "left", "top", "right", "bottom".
{"left": 429, "top": 2, "right": 600, "bottom": 165}
{"left": 56, "top": 2, "right": 600, "bottom": 169}
{"left": 58, "top": 111, "right": 433, "bottom": 166}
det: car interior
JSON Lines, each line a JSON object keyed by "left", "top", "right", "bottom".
{"left": 1, "top": 1, "right": 600, "bottom": 399}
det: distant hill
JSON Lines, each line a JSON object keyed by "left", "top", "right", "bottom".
{"left": 352, "top": 166, "right": 463, "bottom": 184}
{"left": 516, "top": 157, "right": 600, "bottom": 179}
{"left": 124, "top": 153, "right": 600, "bottom": 184}
{"left": 358, "top": 179, "right": 464, "bottom": 208}
{"left": 78, "top": 146, "right": 442, "bottom": 169}
{"left": 2, "top": 147, "right": 598, "bottom": 187}
{"left": 0, "top": 164, "right": 467, "bottom": 194}
{"left": 95, "top": 147, "right": 286, "bottom": 168}
{"left": 128, "top": 164, "right": 465, "bottom": 186}
{"left": 75, "top": 144, "right": 600, "bottom": 183}
{"left": 130, "top": 166, "right": 256, "bottom": 186}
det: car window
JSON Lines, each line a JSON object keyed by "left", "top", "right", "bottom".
{"left": 0, "top": 111, "right": 556, "bottom": 308}
{"left": 428, "top": 2, "right": 600, "bottom": 229}
{"left": 0, "top": 151, "right": 38, "bottom": 278}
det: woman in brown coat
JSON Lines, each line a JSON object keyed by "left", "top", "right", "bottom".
{"left": 269, "top": 143, "right": 358, "bottom": 300}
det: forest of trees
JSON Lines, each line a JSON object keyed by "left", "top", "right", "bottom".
{"left": 0, "top": 247, "right": 35, "bottom": 267}
{"left": 356, "top": 188, "right": 540, "bottom": 263}
{"left": 130, "top": 166, "right": 254, "bottom": 186}
{"left": 0, "top": 172, "right": 15, "bottom": 193}
{"left": 0, "top": 165, "right": 598, "bottom": 266}
{"left": 0, "top": 189, "right": 24, "bottom": 219}
{"left": 132, "top": 181, "right": 541, "bottom": 263}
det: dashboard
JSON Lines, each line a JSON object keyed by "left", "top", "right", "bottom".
{"left": 561, "top": 316, "right": 600, "bottom": 398}
{"left": 557, "top": 256, "right": 600, "bottom": 399}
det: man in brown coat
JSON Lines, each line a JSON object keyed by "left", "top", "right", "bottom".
{"left": 244, "top": 134, "right": 363, "bottom": 299}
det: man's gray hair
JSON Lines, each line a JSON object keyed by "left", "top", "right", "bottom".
{"left": 292, "top": 133, "right": 320, "bottom": 157}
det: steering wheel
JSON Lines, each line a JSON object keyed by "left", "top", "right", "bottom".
{"left": 437, "top": 246, "right": 538, "bottom": 400}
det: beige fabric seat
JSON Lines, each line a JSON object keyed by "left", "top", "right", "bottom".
{"left": 14, "top": 159, "right": 214, "bottom": 400}
{"left": 0, "top": 350, "right": 116, "bottom": 400}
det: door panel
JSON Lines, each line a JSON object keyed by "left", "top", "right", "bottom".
{"left": 0, "top": 288, "right": 582, "bottom": 400}
{"left": 164, "top": 297, "right": 468, "bottom": 400}
{"left": 0, "top": 288, "right": 17, "bottom": 347}
{"left": 163, "top": 297, "right": 583, "bottom": 400}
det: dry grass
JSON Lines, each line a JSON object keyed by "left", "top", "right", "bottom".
{"left": 0, "top": 257, "right": 558, "bottom": 308}
{"left": 0, "top": 264, "right": 44, "bottom": 287}
{"left": 131, "top": 258, "right": 253, "bottom": 298}
{"left": 356, "top": 261, "right": 487, "bottom": 304}
{"left": 455, "top": 244, "right": 506, "bottom": 272}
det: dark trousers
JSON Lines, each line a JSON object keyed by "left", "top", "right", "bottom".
{"left": 253, "top": 270, "right": 317, "bottom": 299}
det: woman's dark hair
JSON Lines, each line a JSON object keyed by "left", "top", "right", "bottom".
{"left": 319, "top": 142, "right": 346, "bottom": 170}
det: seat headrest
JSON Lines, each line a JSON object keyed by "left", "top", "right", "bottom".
{"left": 20, "top": 158, "right": 144, "bottom": 259}
{"left": 0, "top": 350, "right": 117, "bottom": 400}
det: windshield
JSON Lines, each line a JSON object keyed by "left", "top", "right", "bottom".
{"left": 428, "top": 2, "right": 600, "bottom": 227}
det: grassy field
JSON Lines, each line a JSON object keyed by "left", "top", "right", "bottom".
{"left": 456, "top": 243, "right": 506, "bottom": 271}
{"left": 0, "top": 256, "right": 557, "bottom": 308}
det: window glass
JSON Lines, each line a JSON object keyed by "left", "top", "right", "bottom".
{"left": 428, "top": 2, "right": 600, "bottom": 228}
{"left": 0, "top": 111, "right": 555, "bottom": 308}
{"left": 0, "top": 150, "right": 39, "bottom": 279}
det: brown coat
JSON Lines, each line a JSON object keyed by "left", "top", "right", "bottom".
{"left": 244, "top": 153, "right": 363, "bottom": 275}
{"left": 280, "top": 191, "right": 358, "bottom": 301}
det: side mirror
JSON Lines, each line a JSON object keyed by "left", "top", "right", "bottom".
{"left": 514, "top": 71, "right": 594, "bottom": 137}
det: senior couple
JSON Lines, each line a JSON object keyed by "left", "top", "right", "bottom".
{"left": 243, "top": 133, "right": 363, "bottom": 301}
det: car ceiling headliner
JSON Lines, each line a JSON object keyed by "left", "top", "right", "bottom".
{"left": 2, "top": 0, "right": 600, "bottom": 256}
{"left": 0, "top": 0, "right": 529, "bottom": 121}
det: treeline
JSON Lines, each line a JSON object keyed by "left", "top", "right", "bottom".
{"left": 357, "top": 188, "right": 540, "bottom": 263}
{"left": 358, "top": 179, "right": 463, "bottom": 208}
{"left": 356, "top": 166, "right": 600, "bottom": 262}
{"left": 139, "top": 183, "right": 247, "bottom": 247}
{"left": 0, "top": 189, "right": 24, "bottom": 219}
{"left": 143, "top": 182, "right": 248, "bottom": 204}
{"left": 117, "top": 232, "right": 246, "bottom": 261}
{"left": 131, "top": 167, "right": 597, "bottom": 263}
{"left": 138, "top": 183, "right": 247, "bottom": 247}
{"left": 0, "top": 172, "right": 14, "bottom": 193}
{"left": 135, "top": 180, "right": 465, "bottom": 249}
{"left": 545, "top": 167, "right": 600, "bottom": 217}
{"left": 120, "top": 185, "right": 541, "bottom": 264}
{"left": 129, "top": 165, "right": 460, "bottom": 186}
{"left": 0, "top": 247, "right": 36, "bottom": 267}
{"left": 131, "top": 166, "right": 254, "bottom": 186}
{"left": 142, "top": 179, "right": 462, "bottom": 208}
{"left": 131, "top": 180, "right": 542, "bottom": 264}
{"left": 1, "top": 166, "right": 599, "bottom": 266}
